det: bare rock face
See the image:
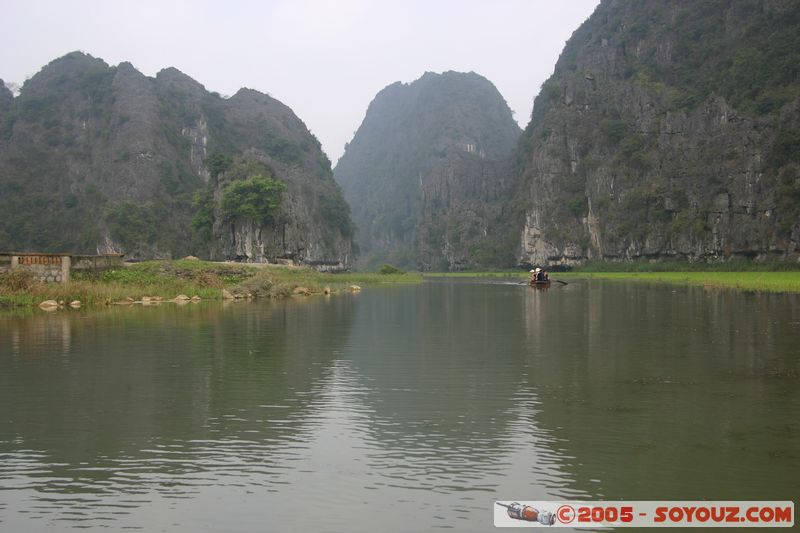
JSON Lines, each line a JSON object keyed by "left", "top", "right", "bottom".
{"left": 203, "top": 89, "right": 354, "bottom": 269}
{"left": 335, "top": 71, "right": 521, "bottom": 271}
{"left": 416, "top": 147, "right": 517, "bottom": 270}
{"left": 516, "top": 0, "right": 800, "bottom": 266}
{"left": 0, "top": 52, "right": 354, "bottom": 268}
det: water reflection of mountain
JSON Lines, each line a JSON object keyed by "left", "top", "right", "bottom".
{"left": 4, "top": 281, "right": 796, "bottom": 530}
{"left": 341, "top": 283, "right": 588, "bottom": 501}
{"left": 520, "top": 282, "right": 800, "bottom": 501}
{"left": 0, "top": 298, "right": 355, "bottom": 523}
{"left": 0, "top": 288, "right": 591, "bottom": 532}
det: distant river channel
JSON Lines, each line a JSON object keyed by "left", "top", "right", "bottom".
{"left": 1, "top": 279, "right": 798, "bottom": 531}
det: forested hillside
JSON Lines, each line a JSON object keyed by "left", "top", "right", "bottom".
{"left": 0, "top": 52, "right": 354, "bottom": 267}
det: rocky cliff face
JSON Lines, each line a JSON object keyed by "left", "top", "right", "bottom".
{"left": 416, "top": 147, "right": 518, "bottom": 270}
{"left": 517, "top": 0, "right": 800, "bottom": 266}
{"left": 334, "top": 71, "right": 521, "bottom": 270}
{"left": 0, "top": 80, "right": 12, "bottom": 114}
{"left": 0, "top": 52, "right": 354, "bottom": 266}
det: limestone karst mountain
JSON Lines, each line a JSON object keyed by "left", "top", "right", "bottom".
{"left": 334, "top": 71, "right": 521, "bottom": 270}
{"left": 0, "top": 52, "right": 354, "bottom": 267}
{"left": 516, "top": 0, "right": 800, "bottom": 266}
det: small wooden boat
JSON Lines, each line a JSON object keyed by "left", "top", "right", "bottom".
{"left": 529, "top": 279, "right": 551, "bottom": 288}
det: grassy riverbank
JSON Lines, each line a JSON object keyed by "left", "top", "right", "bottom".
{"left": 0, "top": 260, "right": 421, "bottom": 309}
{"left": 566, "top": 261, "right": 800, "bottom": 292}
{"left": 575, "top": 260, "right": 800, "bottom": 272}
{"left": 423, "top": 264, "right": 800, "bottom": 293}
{"left": 5, "top": 260, "right": 799, "bottom": 309}
{"left": 559, "top": 271, "right": 800, "bottom": 293}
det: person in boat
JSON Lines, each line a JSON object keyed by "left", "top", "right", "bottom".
{"left": 531, "top": 268, "right": 549, "bottom": 282}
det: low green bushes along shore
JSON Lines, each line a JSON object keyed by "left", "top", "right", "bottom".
{"left": 0, "top": 260, "right": 420, "bottom": 309}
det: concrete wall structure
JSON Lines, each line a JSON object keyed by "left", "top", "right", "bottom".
{"left": 0, "top": 253, "right": 124, "bottom": 283}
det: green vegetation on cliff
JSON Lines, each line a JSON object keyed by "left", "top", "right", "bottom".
{"left": 0, "top": 54, "right": 200, "bottom": 256}
{"left": 555, "top": 1, "right": 800, "bottom": 116}
{"left": 516, "top": 0, "right": 800, "bottom": 267}
{"left": 0, "top": 52, "right": 354, "bottom": 266}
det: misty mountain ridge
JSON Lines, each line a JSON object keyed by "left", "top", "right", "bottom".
{"left": 3, "top": 0, "right": 800, "bottom": 273}
{"left": 334, "top": 70, "right": 521, "bottom": 270}
{"left": 333, "top": 0, "right": 800, "bottom": 270}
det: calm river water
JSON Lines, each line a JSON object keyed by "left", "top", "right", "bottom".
{"left": 1, "top": 279, "right": 798, "bottom": 531}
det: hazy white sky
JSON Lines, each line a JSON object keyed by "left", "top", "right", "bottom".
{"left": 1, "top": 0, "right": 599, "bottom": 163}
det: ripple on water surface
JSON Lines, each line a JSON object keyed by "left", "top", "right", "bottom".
{"left": 1, "top": 282, "right": 798, "bottom": 531}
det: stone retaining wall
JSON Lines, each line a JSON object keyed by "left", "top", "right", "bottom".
{"left": 0, "top": 253, "right": 124, "bottom": 283}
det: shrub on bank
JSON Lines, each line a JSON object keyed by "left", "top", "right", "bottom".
{"left": 378, "top": 264, "right": 404, "bottom": 275}
{"left": 0, "top": 270, "right": 37, "bottom": 291}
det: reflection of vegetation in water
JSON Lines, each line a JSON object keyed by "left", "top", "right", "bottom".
{"left": 521, "top": 283, "right": 800, "bottom": 500}
{"left": 341, "top": 284, "right": 563, "bottom": 470}
{"left": 3, "top": 280, "right": 797, "bottom": 527}
{"left": 0, "top": 296, "right": 356, "bottom": 492}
